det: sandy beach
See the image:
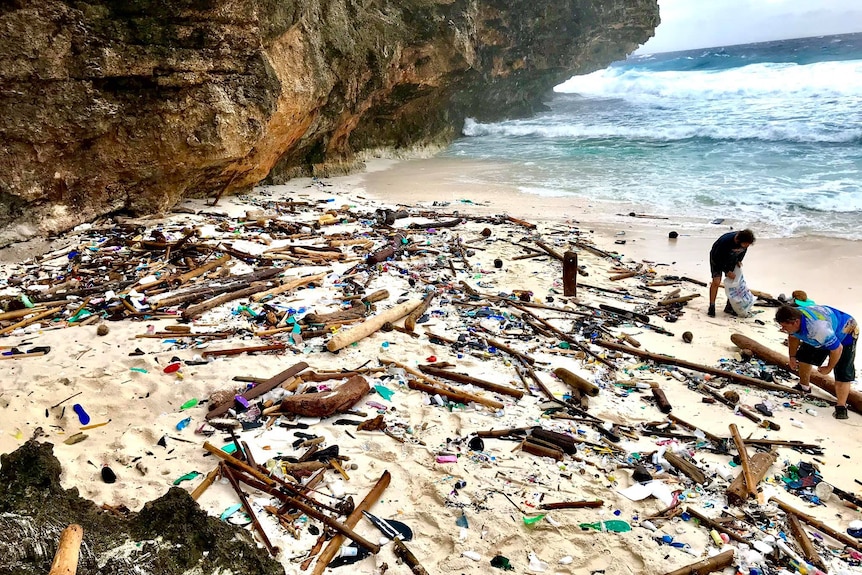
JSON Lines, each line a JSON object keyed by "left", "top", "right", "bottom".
{"left": 1, "top": 156, "right": 861, "bottom": 575}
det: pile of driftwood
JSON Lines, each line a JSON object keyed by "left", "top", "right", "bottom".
{"left": 6, "top": 188, "right": 862, "bottom": 575}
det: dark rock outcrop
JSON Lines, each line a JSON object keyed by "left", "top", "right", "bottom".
{"left": 0, "top": 440, "right": 283, "bottom": 575}
{"left": 0, "top": 0, "right": 658, "bottom": 244}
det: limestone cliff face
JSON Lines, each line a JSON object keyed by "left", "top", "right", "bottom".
{"left": 0, "top": 0, "right": 658, "bottom": 244}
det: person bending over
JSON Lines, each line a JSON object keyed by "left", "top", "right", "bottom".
{"left": 707, "top": 229, "right": 755, "bottom": 317}
{"left": 775, "top": 304, "right": 858, "bottom": 420}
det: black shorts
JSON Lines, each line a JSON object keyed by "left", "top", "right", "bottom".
{"left": 796, "top": 338, "right": 857, "bottom": 382}
{"left": 709, "top": 258, "right": 732, "bottom": 279}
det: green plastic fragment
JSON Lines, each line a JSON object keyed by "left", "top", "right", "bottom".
{"left": 68, "top": 309, "right": 93, "bottom": 323}
{"left": 172, "top": 471, "right": 201, "bottom": 485}
{"left": 578, "top": 520, "right": 632, "bottom": 532}
{"left": 222, "top": 443, "right": 238, "bottom": 454}
{"left": 220, "top": 503, "right": 243, "bottom": 521}
{"left": 523, "top": 514, "right": 546, "bottom": 525}
{"left": 374, "top": 384, "right": 395, "bottom": 401}
{"left": 181, "top": 398, "right": 199, "bottom": 410}
{"left": 130, "top": 367, "right": 148, "bottom": 374}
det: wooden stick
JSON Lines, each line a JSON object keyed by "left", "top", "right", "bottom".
{"left": 726, "top": 451, "right": 777, "bottom": 506}
{"left": 479, "top": 335, "right": 535, "bottom": 366}
{"left": 0, "top": 305, "right": 64, "bottom": 336}
{"left": 729, "top": 424, "right": 756, "bottom": 496}
{"left": 251, "top": 272, "right": 328, "bottom": 302}
{"left": 0, "top": 305, "right": 47, "bottom": 321}
{"left": 664, "top": 451, "right": 707, "bottom": 485}
{"left": 684, "top": 507, "right": 747, "bottom": 544}
{"left": 404, "top": 291, "right": 434, "bottom": 332}
{"left": 657, "top": 294, "right": 700, "bottom": 306}
{"left": 326, "top": 299, "right": 421, "bottom": 352}
{"left": 661, "top": 549, "right": 734, "bottom": 575}
{"left": 786, "top": 513, "right": 826, "bottom": 571}
{"left": 418, "top": 365, "right": 524, "bottom": 398}
{"left": 383, "top": 358, "right": 504, "bottom": 409}
{"left": 553, "top": 367, "right": 599, "bottom": 397}
{"left": 667, "top": 414, "right": 724, "bottom": 446}
{"left": 407, "top": 377, "right": 504, "bottom": 409}
{"left": 538, "top": 500, "right": 603, "bottom": 510}
{"left": 221, "top": 463, "right": 279, "bottom": 556}
{"left": 165, "top": 254, "right": 231, "bottom": 288}
{"left": 392, "top": 537, "right": 430, "bottom": 575}
{"left": 182, "top": 281, "right": 272, "bottom": 319}
{"left": 281, "top": 495, "right": 381, "bottom": 554}
{"left": 207, "top": 361, "right": 308, "bottom": 419}
{"left": 596, "top": 339, "right": 804, "bottom": 394}
{"left": 49, "top": 524, "right": 83, "bottom": 575}
{"left": 610, "top": 271, "right": 638, "bottom": 281}
{"left": 563, "top": 251, "right": 578, "bottom": 297}
{"left": 190, "top": 466, "right": 221, "bottom": 500}
{"left": 772, "top": 497, "right": 862, "bottom": 552}
{"left": 202, "top": 343, "right": 286, "bottom": 357}
{"left": 310, "top": 471, "right": 391, "bottom": 575}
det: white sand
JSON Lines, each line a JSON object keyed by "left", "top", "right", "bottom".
{"left": 0, "top": 157, "right": 860, "bottom": 575}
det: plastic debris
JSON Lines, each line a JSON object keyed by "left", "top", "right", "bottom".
{"left": 173, "top": 471, "right": 201, "bottom": 485}
{"left": 72, "top": 403, "right": 90, "bottom": 425}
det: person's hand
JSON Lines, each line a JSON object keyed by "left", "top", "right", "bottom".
{"left": 726, "top": 271, "right": 736, "bottom": 280}
{"left": 789, "top": 357, "right": 798, "bottom": 370}
{"left": 818, "top": 365, "right": 834, "bottom": 375}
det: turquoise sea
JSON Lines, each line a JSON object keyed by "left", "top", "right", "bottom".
{"left": 444, "top": 32, "right": 862, "bottom": 239}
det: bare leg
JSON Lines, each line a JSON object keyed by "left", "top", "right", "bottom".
{"left": 797, "top": 363, "right": 812, "bottom": 389}
{"left": 709, "top": 276, "right": 721, "bottom": 306}
{"left": 835, "top": 381, "right": 851, "bottom": 407}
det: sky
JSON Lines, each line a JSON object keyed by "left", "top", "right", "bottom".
{"left": 636, "top": 0, "right": 862, "bottom": 54}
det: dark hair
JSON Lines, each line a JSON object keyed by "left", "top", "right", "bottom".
{"left": 736, "top": 229, "right": 755, "bottom": 244}
{"left": 775, "top": 305, "right": 802, "bottom": 323}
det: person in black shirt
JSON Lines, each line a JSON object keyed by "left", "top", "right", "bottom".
{"left": 708, "top": 229, "right": 755, "bottom": 317}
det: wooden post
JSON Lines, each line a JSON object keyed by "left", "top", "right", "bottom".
{"left": 729, "top": 424, "right": 756, "bottom": 496}
{"left": 49, "top": 524, "right": 83, "bottom": 575}
{"left": 726, "top": 451, "right": 776, "bottom": 505}
{"left": 563, "top": 251, "right": 578, "bottom": 297}
{"left": 661, "top": 549, "right": 734, "bottom": 575}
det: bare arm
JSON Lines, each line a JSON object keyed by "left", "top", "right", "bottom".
{"left": 818, "top": 344, "right": 843, "bottom": 375}
{"left": 788, "top": 336, "right": 800, "bottom": 370}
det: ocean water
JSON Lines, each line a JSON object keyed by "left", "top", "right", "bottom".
{"left": 445, "top": 32, "right": 862, "bottom": 239}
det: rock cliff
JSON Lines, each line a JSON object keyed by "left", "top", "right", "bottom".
{"left": 0, "top": 0, "right": 658, "bottom": 245}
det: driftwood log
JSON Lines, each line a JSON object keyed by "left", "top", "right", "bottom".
{"left": 49, "top": 524, "right": 83, "bottom": 575}
{"left": 418, "top": 365, "right": 524, "bottom": 399}
{"left": 772, "top": 498, "right": 862, "bottom": 552}
{"left": 405, "top": 291, "right": 435, "bottom": 332}
{"left": 326, "top": 299, "right": 421, "bottom": 352}
{"left": 726, "top": 450, "right": 777, "bottom": 505}
{"left": 664, "top": 451, "right": 707, "bottom": 485}
{"left": 661, "top": 549, "right": 734, "bottom": 575}
{"left": 279, "top": 375, "right": 370, "bottom": 417}
{"left": 207, "top": 361, "right": 309, "bottom": 419}
{"left": 731, "top": 333, "right": 862, "bottom": 413}
{"left": 553, "top": 367, "right": 599, "bottom": 396}
{"left": 596, "top": 339, "right": 805, "bottom": 395}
